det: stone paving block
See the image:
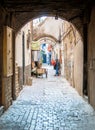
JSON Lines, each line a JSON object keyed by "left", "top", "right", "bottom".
{"left": 0, "top": 66, "right": 95, "bottom": 130}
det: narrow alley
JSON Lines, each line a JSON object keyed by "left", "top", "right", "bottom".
{"left": 0, "top": 65, "right": 95, "bottom": 130}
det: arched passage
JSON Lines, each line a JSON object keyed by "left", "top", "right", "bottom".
{"left": 0, "top": 13, "right": 85, "bottom": 110}
{"left": 0, "top": 1, "right": 95, "bottom": 109}
{"left": 15, "top": 16, "right": 84, "bottom": 96}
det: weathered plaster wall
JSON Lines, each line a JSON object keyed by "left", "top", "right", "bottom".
{"left": 63, "top": 22, "right": 83, "bottom": 96}
{"left": 16, "top": 22, "right": 31, "bottom": 67}
{"left": 15, "top": 22, "right": 32, "bottom": 90}
{"left": 33, "top": 17, "right": 63, "bottom": 41}
{"left": 74, "top": 39, "right": 83, "bottom": 96}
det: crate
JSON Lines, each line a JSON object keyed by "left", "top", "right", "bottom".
{"left": 36, "top": 68, "right": 46, "bottom": 74}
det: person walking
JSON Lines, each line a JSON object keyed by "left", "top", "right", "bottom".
{"left": 54, "top": 59, "right": 60, "bottom": 76}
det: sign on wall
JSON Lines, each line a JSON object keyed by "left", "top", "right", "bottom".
{"left": 31, "top": 41, "right": 40, "bottom": 51}
{"left": 3, "top": 26, "right": 13, "bottom": 77}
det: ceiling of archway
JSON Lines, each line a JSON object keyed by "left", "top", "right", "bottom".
{"left": 1, "top": 0, "right": 94, "bottom": 34}
{"left": 1, "top": 0, "right": 94, "bottom": 20}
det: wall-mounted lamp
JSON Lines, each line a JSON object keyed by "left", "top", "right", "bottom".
{"left": 55, "top": 13, "right": 58, "bottom": 20}
{"left": 44, "top": 37, "right": 46, "bottom": 42}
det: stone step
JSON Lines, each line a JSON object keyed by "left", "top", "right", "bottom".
{"left": 0, "top": 106, "right": 4, "bottom": 117}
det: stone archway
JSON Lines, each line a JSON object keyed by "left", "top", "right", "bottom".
{"left": 14, "top": 13, "right": 83, "bottom": 38}
{"left": 33, "top": 34, "right": 58, "bottom": 43}
{"left": 0, "top": 10, "right": 85, "bottom": 109}
{"left": 1, "top": 1, "right": 95, "bottom": 109}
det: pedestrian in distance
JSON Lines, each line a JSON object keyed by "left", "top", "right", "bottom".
{"left": 54, "top": 59, "right": 60, "bottom": 76}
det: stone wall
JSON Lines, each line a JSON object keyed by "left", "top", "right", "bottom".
{"left": 2, "top": 76, "right": 13, "bottom": 109}
{"left": 74, "top": 40, "right": 83, "bottom": 96}
{"left": 0, "top": 10, "right": 13, "bottom": 108}
{"left": 25, "top": 64, "right": 31, "bottom": 77}
{"left": 18, "top": 67, "right": 23, "bottom": 91}
{"left": 0, "top": 10, "right": 5, "bottom": 106}
{"left": 88, "top": 6, "right": 95, "bottom": 108}
{"left": 63, "top": 23, "right": 75, "bottom": 85}
{"left": 15, "top": 63, "right": 20, "bottom": 98}
{"left": 63, "top": 23, "right": 83, "bottom": 96}
{"left": 18, "top": 64, "right": 31, "bottom": 90}
{"left": 0, "top": 26, "right": 3, "bottom": 106}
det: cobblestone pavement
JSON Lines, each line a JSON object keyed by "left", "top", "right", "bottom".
{"left": 0, "top": 65, "right": 95, "bottom": 130}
